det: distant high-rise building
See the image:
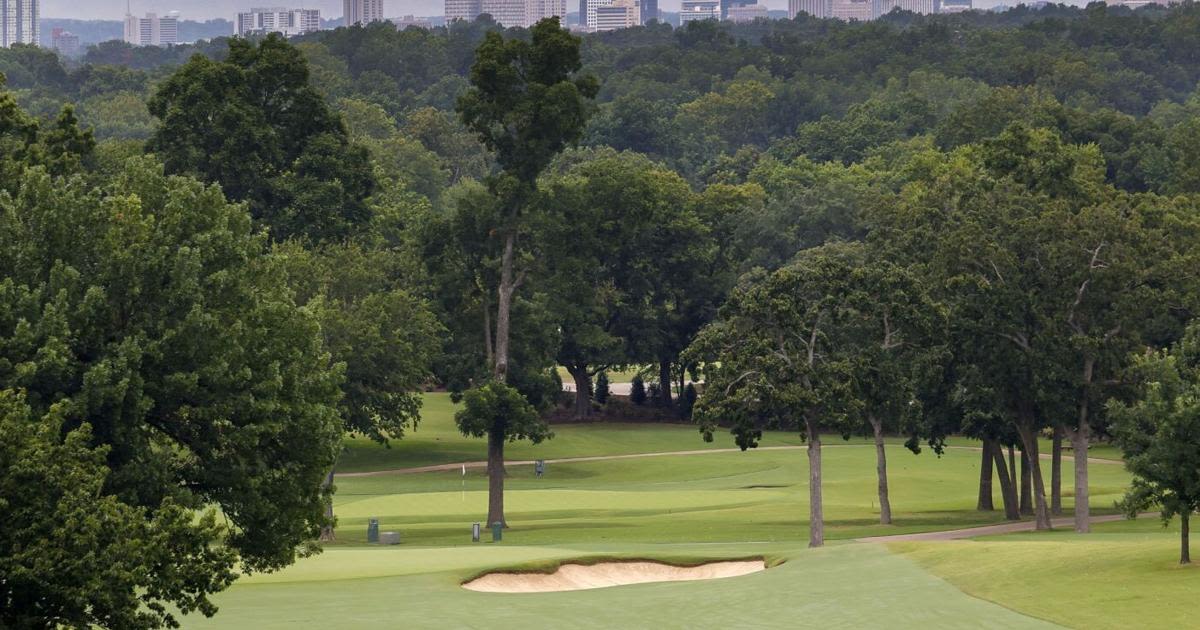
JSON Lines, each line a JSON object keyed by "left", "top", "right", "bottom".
{"left": 679, "top": 0, "right": 719, "bottom": 22}
{"left": 789, "top": 0, "right": 831, "bottom": 18}
{"left": 124, "top": 11, "right": 179, "bottom": 47}
{"left": 640, "top": 0, "right": 658, "bottom": 22}
{"left": 1, "top": 0, "right": 39, "bottom": 47}
{"left": 593, "top": 0, "right": 639, "bottom": 30}
{"left": 51, "top": 27, "right": 80, "bottom": 56}
{"left": 236, "top": 8, "right": 322, "bottom": 37}
{"left": 938, "top": 0, "right": 970, "bottom": 11}
{"left": 831, "top": 0, "right": 876, "bottom": 20}
{"left": 475, "top": 0, "right": 562, "bottom": 27}
{"left": 880, "top": 0, "right": 936, "bottom": 13}
{"left": 445, "top": 0, "right": 483, "bottom": 21}
{"left": 726, "top": 2, "right": 767, "bottom": 21}
{"left": 344, "top": 0, "right": 385, "bottom": 26}
{"left": 525, "top": 0, "right": 566, "bottom": 25}
{"left": 393, "top": 14, "right": 433, "bottom": 28}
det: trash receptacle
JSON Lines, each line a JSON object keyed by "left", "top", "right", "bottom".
{"left": 491, "top": 521, "right": 503, "bottom": 542}
{"left": 367, "top": 518, "right": 379, "bottom": 544}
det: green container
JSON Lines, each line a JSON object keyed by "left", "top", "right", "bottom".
{"left": 491, "top": 521, "right": 503, "bottom": 542}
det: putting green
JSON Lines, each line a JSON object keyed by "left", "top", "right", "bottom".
{"left": 182, "top": 543, "right": 1059, "bottom": 629}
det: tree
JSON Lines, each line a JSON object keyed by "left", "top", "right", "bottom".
{"left": 843, "top": 259, "right": 940, "bottom": 525}
{"left": 596, "top": 371, "right": 611, "bottom": 405}
{"left": 1109, "top": 324, "right": 1200, "bottom": 564}
{"left": 631, "top": 375, "right": 647, "bottom": 405}
{"left": 276, "top": 241, "right": 443, "bottom": 540}
{"left": 0, "top": 157, "right": 343, "bottom": 623}
{"left": 0, "top": 391, "right": 236, "bottom": 630}
{"left": 147, "top": 35, "right": 376, "bottom": 242}
{"left": 688, "top": 244, "right": 862, "bottom": 547}
{"left": 455, "top": 18, "right": 597, "bottom": 526}
{"left": 455, "top": 382, "right": 553, "bottom": 527}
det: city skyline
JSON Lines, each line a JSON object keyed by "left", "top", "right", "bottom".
{"left": 42, "top": 0, "right": 1049, "bottom": 20}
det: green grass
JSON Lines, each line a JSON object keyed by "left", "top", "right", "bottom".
{"left": 892, "top": 517, "right": 1200, "bottom": 629}
{"left": 182, "top": 543, "right": 1058, "bottom": 629}
{"left": 329, "top": 444, "right": 1130, "bottom": 547}
{"left": 177, "top": 393, "right": 1160, "bottom": 628}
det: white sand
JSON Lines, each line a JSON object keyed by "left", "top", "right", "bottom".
{"left": 461, "top": 559, "right": 766, "bottom": 593}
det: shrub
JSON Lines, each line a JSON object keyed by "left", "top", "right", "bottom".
{"left": 630, "top": 375, "right": 646, "bottom": 405}
{"left": 595, "top": 372, "right": 610, "bottom": 405}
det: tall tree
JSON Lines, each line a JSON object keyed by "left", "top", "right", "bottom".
{"left": 688, "top": 243, "right": 862, "bottom": 547}
{"left": 147, "top": 35, "right": 376, "bottom": 242}
{"left": 0, "top": 157, "right": 343, "bottom": 624}
{"left": 455, "top": 18, "right": 597, "bottom": 526}
{"left": 1109, "top": 323, "right": 1200, "bottom": 564}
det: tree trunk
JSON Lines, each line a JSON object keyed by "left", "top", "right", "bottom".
{"left": 486, "top": 429, "right": 506, "bottom": 528}
{"left": 1072, "top": 357, "right": 1094, "bottom": 533}
{"left": 1182, "top": 512, "right": 1191, "bottom": 565}
{"left": 870, "top": 415, "right": 892, "bottom": 525}
{"left": 1051, "top": 425, "right": 1063, "bottom": 516}
{"left": 1008, "top": 444, "right": 1017, "bottom": 496}
{"left": 658, "top": 359, "right": 674, "bottom": 409}
{"left": 991, "top": 441, "right": 1020, "bottom": 520}
{"left": 1071, "top": 416, "right": 1091, "bottom": 533}
{"left": 568, "top": 365, "right": 591, "bottom": 419}
{"left": 319, "top": 468, "right": 336, "bottom": 542}
{"left": 1020, "top": 448, "right": 1033, "bottom": 516}
{"left": 1015, "top": 418, "right": 1052, "bottom": 530}
{"left": 807, "top": 419, "right": 823, "bottom": 548}
{"left": 486, "top": 231, "right": 517, "bottom": 527}
{"left": 977, "top": 439, "right": 994, "bottom": 511}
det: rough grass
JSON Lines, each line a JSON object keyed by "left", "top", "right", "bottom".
{"left": 891, "top": 517, "right": 1200, "bottom": 629}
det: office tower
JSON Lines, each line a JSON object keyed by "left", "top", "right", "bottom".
{"left": 679, "top": 0, "right": 719, "bottom": 23}
{"left": 879, "top": 0, "right": 936, "bottom": 13}
{"left": 1, "top": 0, "right": 38, "bottom": 47}
{"left": 446, "top": 0, "right": 483, "bottom": 21}
{"left": 525, "top": 0, "right": 566, "bottom": 26}
{"left": 789, "top": 0, "right": 831, "bottom": 18}
{"left": 51, "top": 27, "right": 80, "bottom": 56}
{"left": 124, "top": 10, "right": 179, "bottom": 47}
{"left": 593, "top": 0, "right": 638, "bottom": 30}
{"left": 830, "top": 0, "right": 876, "bottom": 20}
{"left": 939, "top": 0, "right": 970, "bottom": 11}
{"left": 726, "top": 2, "right": 767, "bottom": 21}
{"left": 236, "top": 8, "right": 322, "bottom": 37}
{"left": 344, "top": 0, "right": 384, "bottom": 26}
{"left": 639, "top": 0, "right": 657, "bottom": 22}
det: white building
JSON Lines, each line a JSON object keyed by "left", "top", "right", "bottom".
{"left": 125, "top": 11, "right": 179, "bottom": 47}
{"left": 939, "top": 0, "right": 971, "bottom": 11}
{"left": 393, "top": 14, "right": 433, "bottom": 28}
{"left": 679, "top": 0, "right": 719, "bottom": 22}
{"left": 344, "top": 0, "right": 384, "bottom": 26}
{"left": 726, "top": 2, "right": 767, "bottom": 21}
{"left": 831, "top": 0, "right": 876, "bottom": 19}
{"left": 466, "top": 0, "right": 562, "bottom": 27}
{"left": 593, "top": 0, "right": 639, "bottom": 30}
{"left": 789, "top": 0, "right": 831, "bottom": 18}
{"left": 445, "top": 0, "right": 482, "bottom": 21}
{"left": 880, "top": 0, "right": 936, "bottom": 13}
{"left": 1, "top": 0, "right": 39, "bottom": 47}
{"left": 236, "top": 8, "right": 322, "bottom": 37}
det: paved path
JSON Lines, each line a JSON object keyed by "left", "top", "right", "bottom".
{"left": 855, "top": 512, "right": 1148, "bottom": 543}
{"left": 338, "top": 444, "right": 1122, "bottom": 478}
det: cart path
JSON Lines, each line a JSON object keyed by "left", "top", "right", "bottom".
{"left": 336, "top": 444, "right": 1123, "bottom": 478}
{"left": 857, "top": 511, "right": 1157, "bottom": 543}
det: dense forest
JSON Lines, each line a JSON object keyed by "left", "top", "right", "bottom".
{"left": 8, "top": 5, "right": 1200, "bottom": 626}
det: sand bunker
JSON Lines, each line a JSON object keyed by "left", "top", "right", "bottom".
{"left": 462, "top": 559, "right": 766, "bottom": 593}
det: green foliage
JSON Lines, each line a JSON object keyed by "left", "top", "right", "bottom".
{"left": 147, "top": 35, "right": 376, "bottom": 242}
{"left": 0, "top": 155, "right": 344, "bottom": 620}
{"left": 1110, "top": 324, "right": 1200, "bottom": 547}
{"left": 596, "top": 371, "right": 611, "bottom": 404}
{"left": 455, "top": 382, "right": 552, "bottom": 444}
{"left": 681, "top": 383, "right": 698, "bottom": 420}
{"left": 0, "top": 391, "right": 236, "bottom": 629}
{"left": 631, "top": 375, "right": 647, "bottom": 405}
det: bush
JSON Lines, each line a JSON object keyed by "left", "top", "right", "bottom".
{"left": 648, "top": 382, "right": 662, "bottom": 406}
{"left": 681, "top": 383, "right": 698, "bottom": 419}
{"left": 595, "top": 372, "right": 610, "bottom": 405}
{"left": 630, "top": 375, "right": 646, "bottom": 405}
